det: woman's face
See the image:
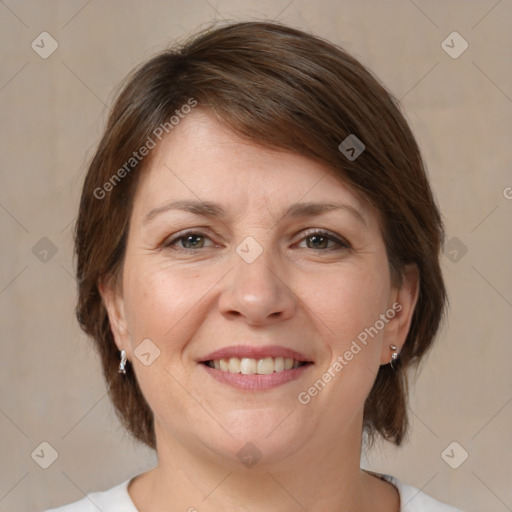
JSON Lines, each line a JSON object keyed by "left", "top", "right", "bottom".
{"left": 102, "top": 109, "right": 417, "bottom": 468}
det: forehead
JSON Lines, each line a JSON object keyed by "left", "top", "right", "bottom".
{"left": 132, "top": 109, "right": 375, "bottom": 225}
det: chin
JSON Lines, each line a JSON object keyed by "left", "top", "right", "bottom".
{"left": 200, "top": 408, "right": 310, "bottom": 468}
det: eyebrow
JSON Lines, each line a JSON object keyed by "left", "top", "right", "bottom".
{"left": 143, "top": 199, "right": 368, "bottom": 228}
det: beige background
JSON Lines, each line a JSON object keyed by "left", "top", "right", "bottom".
{"left": 1, "top": 1, "right": 511, "bottom": 511}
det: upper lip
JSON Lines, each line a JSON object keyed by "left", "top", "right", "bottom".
{"left": 198, "top": 345, "right": 313, "bottom": 363}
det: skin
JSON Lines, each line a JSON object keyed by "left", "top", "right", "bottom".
{"left": 101, "top": 109, "right": 419, "bottom": 512}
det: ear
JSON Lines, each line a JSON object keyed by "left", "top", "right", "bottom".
{"left": 380, "top": 264, "right": 420, "bottom": 365}
{"left": 98, "top": 275, "right": 131, "bottom": 353}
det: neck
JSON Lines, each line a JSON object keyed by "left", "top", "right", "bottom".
{"left": 128, "top": 420, "right": 399, "bottom": 512}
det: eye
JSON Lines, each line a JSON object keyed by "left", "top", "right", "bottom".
{"left": 162, "top": 229, "right": 351, "bottom": 252}
{"left": 297, "top": 229, "right": 351, "bottom": 251}
{"left": 163, "top": 231, "right": 214, "bottom": 250}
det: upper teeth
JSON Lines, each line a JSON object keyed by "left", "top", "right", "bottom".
{"left": 208, "top": 357, "right": 302, "bottom": 374}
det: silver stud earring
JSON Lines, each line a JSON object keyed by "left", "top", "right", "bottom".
{"left": 390, "top": 344, "right": 399, "bottom": 370}
{"left": 118, "top": 349, "right": 127, "bottom": 374}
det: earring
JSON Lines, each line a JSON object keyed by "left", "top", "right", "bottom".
{"left": 118, "top": 349, "right": 127, "bottom": 374}
{"left": 390, "top": 344, "right": 399, "bottom": 370}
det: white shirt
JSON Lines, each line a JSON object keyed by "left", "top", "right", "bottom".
{"left": 44, "top": 473, "right": 464, "bottom": 511}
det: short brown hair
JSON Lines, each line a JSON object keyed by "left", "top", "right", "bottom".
{"left": 75, "top": 21, "right": 447, "bottom": 450}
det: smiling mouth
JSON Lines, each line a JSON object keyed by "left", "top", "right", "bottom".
{"left": 202, "top": 357, "right": 312, "bottom": 375}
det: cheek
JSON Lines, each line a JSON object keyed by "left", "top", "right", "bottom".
{"left": 119, "top": 260, "right": 214, "bottom": 416}
{"left": 122, "top": 258, "right": 219, "bottom": 356}
{"left": 303, "top": 260, "right": 391, "bottom": 351}
{"left": 291, "top": 262, "right": 392, "bottom": 433}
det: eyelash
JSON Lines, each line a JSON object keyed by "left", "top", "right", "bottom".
{"left": 162, "top": 229, "right": 351, "bottom": 252}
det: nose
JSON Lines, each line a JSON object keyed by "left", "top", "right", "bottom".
{"left": 218, "top": 244, "right": 297, "bottom": 326}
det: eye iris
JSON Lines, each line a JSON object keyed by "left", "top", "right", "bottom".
{"left": 307, "top": 235, "right": 328, "bottom": 249}
{"left": 182, "top": 234, "right": 204, "bottom": 248}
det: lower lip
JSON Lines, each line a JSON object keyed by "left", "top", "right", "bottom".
{"left": 200, "top": 363, "right": 313, "bottom": 390}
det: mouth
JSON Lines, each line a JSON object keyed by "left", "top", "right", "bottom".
{"left": 202, "top": 357, "right": 311, "bottom": 374}
{"left": 198, "top": 345, "right": 314, "bottom": 390}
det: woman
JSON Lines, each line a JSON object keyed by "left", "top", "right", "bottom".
{"left": 47, "top": 21, "right": 463, "bottom": 512}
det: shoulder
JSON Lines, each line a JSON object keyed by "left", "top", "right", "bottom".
{"left": 43, "top": 479, "right": 137, "bottom": 512}
{"left": 379, "top": 473, "right": 465, "bottom": 512}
